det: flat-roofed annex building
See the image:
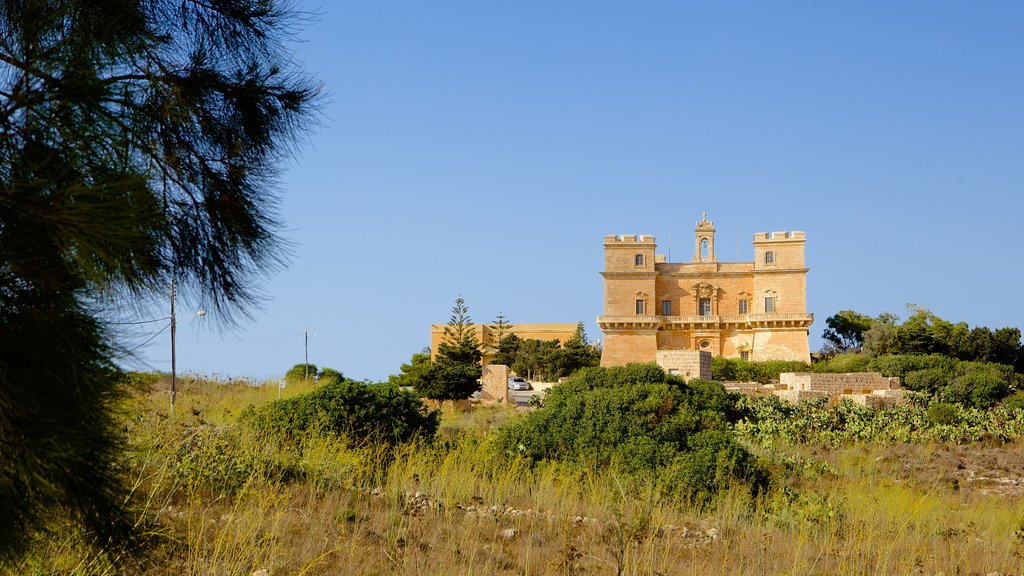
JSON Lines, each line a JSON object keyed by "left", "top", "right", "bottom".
{"left": 598, "top": 214, "right": 813, "bottom": 367}
{"left": 429, "top": 323, "right": 579, "bottom": 365}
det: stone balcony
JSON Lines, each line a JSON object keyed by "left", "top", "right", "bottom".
{"left": 598, "top": 312, "right": 814, "bottom": 331}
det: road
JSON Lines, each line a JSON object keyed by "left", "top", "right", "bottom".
{"left": 508, "top": 389, "right": 544, "bottom": 406}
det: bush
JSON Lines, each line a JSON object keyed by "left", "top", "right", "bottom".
{"left": 903, "top": 368, "right": 949, "bottom": 395}
{"left": 867, "top": 354, "right": 953, "bottom": 380}
{"left": 499, "top": 363, "right": 766, "bottom": 504}
{"left": 941, "top": 371, "right": 1009, "bottom": 409}
{"left": 812, "top": 353, "right": 872, "bottom": 373}
{"left": 712, "top": 357, "right": 810, "bottom": 384}
{"left": 244, "top": 378, "right": 439, "bottom": 444}
{"left": 1002, "top": 392, "right": 1024, "bottom": 412}
{"left": 318, "top": 367, "right": 344, "bottom": 385}
{"left": 285, "top": 363, "right": 318, "bottom": 384}
{"left": 925, "top": 402, "right": 960, "bottom": 426}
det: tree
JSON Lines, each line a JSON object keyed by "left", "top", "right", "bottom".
{"left": 416, "top": 297, "right": 481, "bottom": 400}
{"left": 487, "top": 312, "right": 512, "bottom": 350}
{"left": 388, "top": 349, "right": 433, "bottom": 389}
{"left": 863, "top": 312, "right": 899, "bottom": 357}
{"left": 493, "top": 332, "right": 522, "bottom": 367}
{"left": 442, "top": 296, "right": 478, "bottom": 351}
{"left": 511, "top": 338, "right": 560, "bottom": 381}
{"left": 821, "top": 310, "right": 873, "bottom": 352}
{"left": 0, "top": 0, "right": 318, "bottom": 561}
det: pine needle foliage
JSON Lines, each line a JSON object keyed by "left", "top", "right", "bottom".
{"left": 0, "top": 0, "right": 319, "bottom": 562}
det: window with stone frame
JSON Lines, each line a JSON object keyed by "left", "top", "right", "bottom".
{"left": 662, "top": 300, "right": 671, "bottom": 316}
{"left": 738, "top": 299, "right": 749, "bottom": 314}
{"left": 634, "top": 253, "right": 645, "bottom": 267}
{"left": 698, "top": 297, "right": 712, "bottom": 316}
{"left": 765, "top": 251, "right": 775, "bottom": 265}
{"left": 635, "top": 298, "right": 645, "bottom": 314}
{"left": 764, "top": 296, "right": 776, "bottom": 313}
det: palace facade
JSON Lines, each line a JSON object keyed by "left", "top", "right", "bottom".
{"left": 598, "top": 214, "right": 813, "bottom": 366}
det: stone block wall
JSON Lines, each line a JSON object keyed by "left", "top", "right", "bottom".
{"left": 779, "top": 372, "right": 901, "bottom": 394}
{"left": 655, "top": 350, "right": 711, "bottom": 380}
{"left": 600, "top": 331, "right": 659, "bottom": 367}
{"left": 480, "top": 364, "right": 509, "bottom": 404}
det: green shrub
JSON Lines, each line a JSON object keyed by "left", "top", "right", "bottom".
{"left": 812, "top": 353, "right": 872, "bottom": 373}
{"left": 925, "top": 402, "right": 959, "bottom": 426}
{"left": 499, "top": 363, "right": 766, "bottom": 504}
{"left": 941, "top": 370, "right": 1009, "bottom": 409}
{"left": 244, "top": 378, "right": 439, "bottom": 444}
{"left": 903, "top": 368, "right": 949, "bottom": 395}
{"left": 867, "top": 354, "right": 953, "bottom": 380}
{"left": 285, "top": 363, "right": 318, "bottom": 383}
{"left": 712, "top": 357, "right": 810, "bottom": 384}
{"left": 1002, "top": 392, "right": 1024, "bottom": 412}
{"left": 318, "top": 367, "right": 344, "bottom": 385}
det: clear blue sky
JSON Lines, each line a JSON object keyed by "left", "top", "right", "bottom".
{"left": 125, "top": 1, "right": 1024, "bottom": 382}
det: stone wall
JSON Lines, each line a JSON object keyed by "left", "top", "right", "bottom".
{"left": 479, "top": 364, "right": 509, "bottom": 404}
{"left": 779, "top": 372, "right": 901, "bottom": 394}
{"left": 655, "top": 350, "right": 711, "bottom": 380}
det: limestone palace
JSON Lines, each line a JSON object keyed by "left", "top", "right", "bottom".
{"left": 598, "top": 214, "right": 813, "bottom": 366}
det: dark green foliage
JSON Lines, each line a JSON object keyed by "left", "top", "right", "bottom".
{"left": 860, "top": 306, "right": 1024, "bottom": 369}
{"left": 940, "top": 369, "right": 1009, "bottom": 409}
{"left": 416, "top": 358, "right": 482, "bottom": 401}
{"left": 415, "top": 297, "right": 482, "bottom": 401}
{"left": 663, "top": 430, "right": 769, "bottom": 505}
{"left": 869, "top": 354, "right": 954, "bottom": 381}
{"left": 926, "top": 403, "right": 960, "bottom": 426}
{"left": 902, "top": 367, "right": 950, "bottom": 395}
{"left": 500, "top": 363, "right": 766, "bottom": 504}
{"left": 286, "top": 363, "right": 319, "bottom": 383}
{"left": 822, "top": 310, "right": 873, "bottom": 352}
{"left": 811, "top": 353, "right": 872, "bottom": 373}
{"left": 711, "top": 357, "right": 811, "bottom": 384}
{"left": 493, "top": 333, "right": 522, "bottom": 367}
{"left": 245, "top": 378, "right": 440, "bottom": 444}
{"left": 0, "top": 303, "right": 134, "bottom": 560}
{"left": 318, "top": 367, "right": 344, "bottom": 385}
{"left": 488, "top": 312, "right": 512, "bottom": 350}
{"left": 492, "top": 321, "right": 599, "bottom": 381}
{"left": 0, "top": 0, "right": 319, "bottom": 562}
{"left": 388, "top": 350, "right": 432, "bottom": 388}
{"left": 510, "top": 338, "right": 561, "bottom": 380}
{"left": 870, "top": 355, "right": 1014, "bottom": 408}
{"left": 1002, "top": 392, "right": 1024, "bottom": 412}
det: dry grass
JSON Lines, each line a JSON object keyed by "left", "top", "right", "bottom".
{"left": 13, "top": 378, "right": 1024, "bottom": 575}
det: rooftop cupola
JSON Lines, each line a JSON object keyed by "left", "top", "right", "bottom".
{"left": 693, "top": 212, "right": 717, "bottom": 263}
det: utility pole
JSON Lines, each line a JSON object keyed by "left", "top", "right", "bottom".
{"left": 304, "top": 325, "right": 309, "bottom": 379}
{"left": 170, "top": 279, "right": 177, "bottom": 417}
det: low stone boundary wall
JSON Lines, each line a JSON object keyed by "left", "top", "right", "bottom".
{"left": 726, "top": 372, "right": 905, "bottom": 408}
{"left": 779, "top": 372, "right": 900, "bottom": 394}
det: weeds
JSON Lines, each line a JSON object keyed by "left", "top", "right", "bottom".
{"left": 8, "top": 375, "right": 1024, "bottom": 575}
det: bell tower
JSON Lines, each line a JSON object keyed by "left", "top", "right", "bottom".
{"left": 693, "top": 212, "right": 717, "bottom": 263}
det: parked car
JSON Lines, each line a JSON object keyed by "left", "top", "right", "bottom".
{"left": 507, "top": 376, "right": 532, "bottom": 391}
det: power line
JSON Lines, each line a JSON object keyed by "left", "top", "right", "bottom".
{"left": 116, "top": 322, "right": 171, "bottom": 356}
{"left": 108, "top": 317, "right": 171, "bottom": 326}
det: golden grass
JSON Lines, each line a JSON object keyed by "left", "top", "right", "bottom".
{"left": 12, "top": 378, "right": 1024, "bottom": 575}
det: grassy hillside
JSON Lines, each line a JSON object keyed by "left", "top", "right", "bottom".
{"left": 9, "top": 374, "right": 1024, "bottom": 575}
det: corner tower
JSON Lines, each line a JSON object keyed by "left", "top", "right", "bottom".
{"left": 599, "top": 216, "right": 813, "bottom": 369}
